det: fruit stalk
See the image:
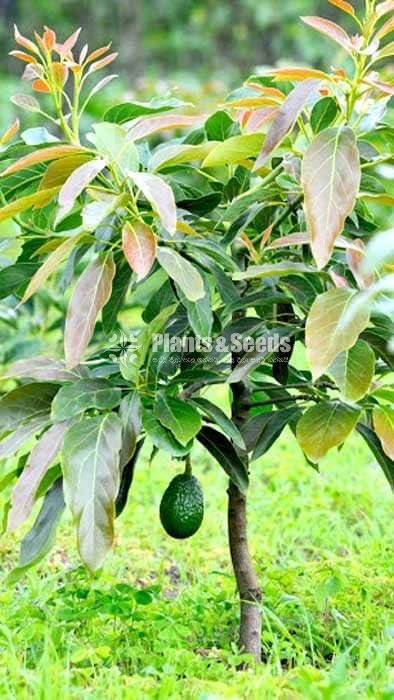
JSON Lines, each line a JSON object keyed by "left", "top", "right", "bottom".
{"left": 228, "top": 379, "right": 262, "bottom": 662}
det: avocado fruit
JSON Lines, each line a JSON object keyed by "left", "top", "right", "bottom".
{"left": 160, "top": 473, "right": 204, "bottom": 539}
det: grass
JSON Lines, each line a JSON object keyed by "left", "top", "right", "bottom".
{"left": 0, "top": 423, "right": 394, "bottom": 698}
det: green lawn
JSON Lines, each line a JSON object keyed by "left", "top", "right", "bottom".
{"left": 0, "top": 423, "right": 393, "bottom": 699}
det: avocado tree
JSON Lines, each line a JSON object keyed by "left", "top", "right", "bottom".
{"left": 0, "top": 1, "right": 393, "bottom": 662}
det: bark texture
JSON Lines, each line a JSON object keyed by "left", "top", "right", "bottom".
{"left": 228, "top": 380, "right": 262, "bottom": 662}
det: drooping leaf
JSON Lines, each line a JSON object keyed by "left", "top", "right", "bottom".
{"left": 119, "top": 392, "right": 141, "bottom": 468}
{"left": 127, "top": 114, "right": 204, "bottom": 141}
{"left": 57, "top": 158, "right": 107, "bottom": 218}
{"left": 296, "top": 400, "right": 360, "bottom": 462}
{"left": 122, "top": 221, "right": 157, "bottom": 281}
{"left": 0, "top": 383, "right": 58, "bottom": 432}
{"left": 156, "top": 247, "right": 205, "bottom": 301}
{"left": 254, "top": 79, "right": 321, "bottom": 169}
{"left": 51, "top": 378, "right": 122, "bottom": 422}
{"left": 154, "top": 394, "right": 202, "bottom": 446}
{"left": 116, "top": 439, "right": 144, "bottom": 517}
{"left": 4, "top": 356, "right": 85, "bottom": 382}
{"left": 329, "top": 339, "right": 375, "bottom": 401}
{"left": 0, "top": 414, "right": 50, "bottom": 459}
{"left": 1, "top": 145, "right": 89, "bottom": 176}
{"left": 356, "top": 422, "right": 394, "bottom": 490}
{"left": 243, "top": 407, "right": 301, "bottom": 460}
{"left": 0, "top": 188, "right": 59, "bottom": 223}
{"left": 202, "top": 133, "right": 264, "bottom": 167}
{"left": 102, "top": 260, "right": 132, "bottom": 335}
{"left": 65, "top": 254, "right": 115, "bottom": 369}
{"left": 22, "top": 234, "right": 84, "bottom": 303}
{"left": 373, "top": 406, "right": 394, "bottom": 460}
{"left": 62, "top": 413, "right": 122, "bottom": 572}
{"left": 7, "top": 478, "right": 65, "bottom": 584}
{"left": 302, "top": 127, "right": 361, "bottom": 269}
{"left": 305, "top": 288, "right": 370, "bottom": 380}
{"left": 197, "top": 426, "right": 249, "bottom": 493}
{"left": 301, "top": 16, "right": 353, "bottom": 53}
{"left": 191, "top": 397, "right": 245, "bottom": 449}
{"left": 142, "top": 410, "right": 193, "bottom": 457}
{"left": 8, "top": 421, "right": 70, "bottom": 531}
{"left": 127, "top": 171, "right": 176, "bottom": 234}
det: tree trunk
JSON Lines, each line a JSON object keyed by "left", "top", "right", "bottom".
{"left": 228, "top": 380, "right": 262, "bottom": 662}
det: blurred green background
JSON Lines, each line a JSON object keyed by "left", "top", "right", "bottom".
{"left": 0, "top": 1, "right": 349, "bottom": 85}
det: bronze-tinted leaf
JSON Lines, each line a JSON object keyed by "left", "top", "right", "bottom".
{"left": 62, "top": 413, "right": 122, "bottom": 572}
{"left": 302, "top": 127, "right": 361, "bottom": 269}
{"left": 4, "top": 356, "right": 85, "bottom": 382}
{"left": 65, "top": 255, "right": 115, "bottom": 369}
{"left": 254, "top": 79, "right": 321, "bottom": 169}
{"left": 8, "top": 421, "right": 70, "bottom": 531}
{"left": 0, "top": 188, "right": 60, "bottom": 224}
{"left": 301, "top": 16, "right": 353, "bottom": 53}
{"left": 40, "top": 154, "right": 92, "bottom": 189}
{"left": 328, "top": 0, "right": 355, "bottom": 16}
{"left": 22, "top": 234, "right": 84, "bottom": 303}
{"left": 122, "top": 221, "right": 157, "bottom": 281}
{"left": 1, "top": 145, "right": 88, "bottom": 176}
{"left": 58, "top": 158, "right": 106, "bottom": 218}
{"left": 127, "top": 114, "right": 204, "bottom": 141}
{"left": 127, "top": 171, "right": 176, "bottom": 234}
{"left": 373, "top": 406, "right": 394, "bottom": 460}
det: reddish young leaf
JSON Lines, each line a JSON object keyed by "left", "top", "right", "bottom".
{"left": 302, "top": 126, "right": 361, "bottom": 269}
{"left": 85, "top": 43, "right": 112, "bottom": 64}
{"left": 1, "top": 145, "right": 89, "bottom": 177}
{"left": 56, "top": 27, "right": 81, "bottom": 58}
{"left": 9, "top": 50, "right": 37, "bottom": 64}
{"left": 14, "top": 25, "right": 38, "bottom": 54}
{"left": 8, "top": 421, "right": 70, "bottom": 531}
{"left": 87, "top": 53, "right": 118, "bottom": 75}
{"left": 254, "top": 79, "right": 321, "bottom": 169}
{"left": 127, "top": 114, "right": 205, "bottom": 141}
{"left": 346, "top": 239, "right": 374, "bottom": 289}
{"left": 328, "top": 0, "right": 355, "bottom": 16}
{"left": 51, "top": 62, "right": 69, "bottom": 88}
{"left": 0, "top": 118, "right": 20, "bottom": 145}
{"left": 122, "top": 221, "right": 157, "bottom": 281}
{"left": 244, "top": 107, "right": 278, "bottom": 132}
{"left": 301, "top": 16, "right": 353, "bottom": 53}
{"left": 65, "top": 255, "right": 116, "bottom": 369}
{"left": 127, "top": 170, "right": 177, "bottom": 234}
{"left": 376, "top": 0, "right": 394, "bottom": 18}
{"left": 32, "top": 79, "right": 51, "bottom": 93}
{"left": 42, "top": 27, "right": 57, "bottom": 51}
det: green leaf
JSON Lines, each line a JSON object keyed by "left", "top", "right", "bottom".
{"left": 356, "top": 422, "right": 394, "bottom": 491}
{"left": 0, "top": 187, "right": 59, "bottom": 224}
{"left": 203, "top": 133, "right": 264, "bottom": 167}
{"left": 329, "top": 339, "right": 375, "bottom": 401}
{"left": 7, "top": 478, "right": 65, "bottom": 584}
{"left": 243, "top": 407, "right": 301, "bottom": 460}
{"left": 120, "top": 303, "right": 177, "bottom": 382}
{"left": 104, "top": 98, "right": 189, "bottom": 124}
{"left": 205, "top": 111, "right": 235, "bottom": 141}
{"left": 157, "top": 247, "right": 204, "bottom": 302}
{"left": 373, "top": 406, "right": 394, "bottom": 460}
{"left": 306, "top": 288, "right": 370, "bottom": 380}
{"left": 65, "top": 254, "right": 116, "bottom": 369}
{"left": 177, "top": 274, "right": 213, "bottom": 337}
{"left": 233, "top": 262, "right": 319, "bottom": 281}
{"left": 296, "top": 400, "right": 360, "bottom": 462}
{"left": 310, "top": 97, "right": 339, "bottom": 133}
{"left": 0, "top": 383, "right": 58, "bottom": 433}
{"left": 0, "top": 262, "right": 40, "bottom": 299}
{"left": 254, "top": 79, "right": 321, "bottom": 169}
{"left": 82, "top": 193, "right": 125, "bottom": 232}
{"left": 62, "top": 413, "right": 122, "bottom": 572}
{"left": 116, "top": 439, "right": 144, "bottom": 517}
{"left": 302, "top": 126, "right": 361, "bottom": 269}
{"left": 197, "top": 426, "right": 249, "bottom": 493}
{"left": 102, "top": 261, "right": 132, "bottom": 335}
{"left": 228, "top": 328, "right": 294, "bottom": 383}
{"left": 8, "top": 421, "right": 70, "bottom": 530}
{"left": 149, "top": 142, "right": 216, "bottom": 170}
{"left": 154, "top": 394, "right": 202, "bottom": 446}
{"left": 89, "top": 123, "right": 139, "bottom": 174}
{"left": 142, "top": 410, "right": 192, "bottom": 457}
{"left": 51, "top": 379, "right": 122, "bottom": 422}
{"left": 191, "top": 397, "right": 245, "bottom": 449}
